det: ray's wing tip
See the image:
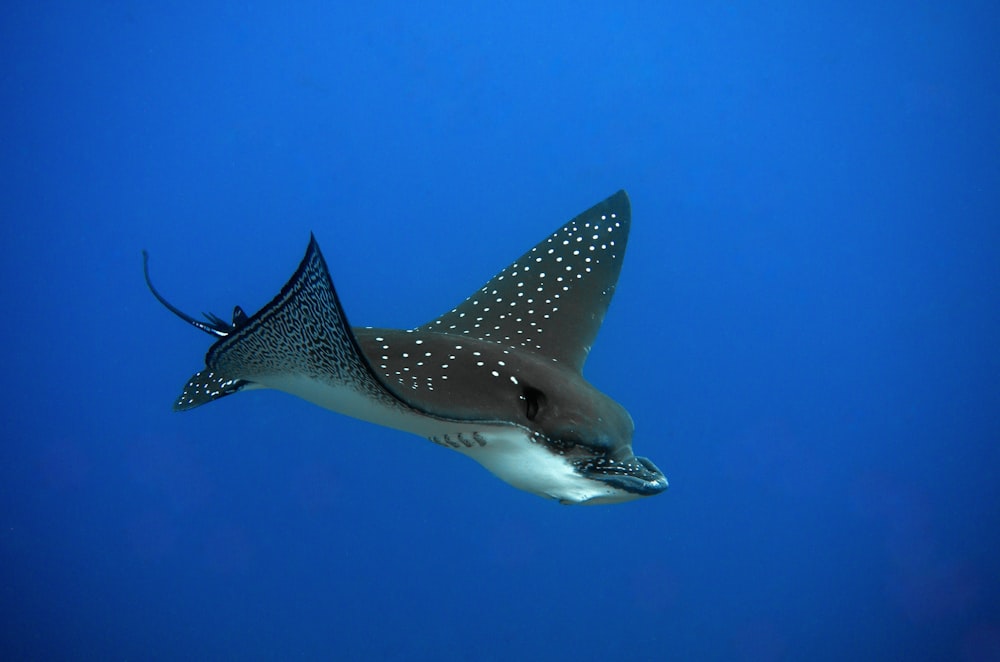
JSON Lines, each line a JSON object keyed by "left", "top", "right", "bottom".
{"left": 302, "top": 232, "right": 327, "bottom": 268}
{"left": 609, "top": 189, "right": 631, "bottom": 218}
{"left": 172, "top": 392, "right": 200, "bottom": 412}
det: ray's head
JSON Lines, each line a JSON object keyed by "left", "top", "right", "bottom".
{"left": 506, "top": 358, "right": 668, "bottom": 505}
{"left": 358, "top": 328, "right": 668, "bottom": 505}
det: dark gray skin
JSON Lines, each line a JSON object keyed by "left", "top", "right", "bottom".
{"left": 356, "top": 328, "right": 630, "bottom": 437}
{"left": 356, "top": 328, "right": 662, "bottom": 494}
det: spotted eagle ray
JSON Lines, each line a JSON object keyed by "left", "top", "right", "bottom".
{"left": 143, "top": 190, "right": 668, "bottom": 504}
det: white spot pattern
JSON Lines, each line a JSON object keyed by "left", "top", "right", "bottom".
{"left": 415, "top": 191, "right": 630, "bottom": 372}
{"left": 354, "top": 191, "right": 631, "bottom": 395}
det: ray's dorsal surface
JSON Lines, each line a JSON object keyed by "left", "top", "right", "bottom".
{"left": 144, "top": 190, "right": 668, "bottom": 504}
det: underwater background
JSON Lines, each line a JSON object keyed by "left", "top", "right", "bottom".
{"left": 2, "top": 2, "right": 999, "bottom": 660}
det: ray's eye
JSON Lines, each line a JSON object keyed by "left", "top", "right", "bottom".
{"left": 522, "top": 386, "right": 546, "bottom": 421}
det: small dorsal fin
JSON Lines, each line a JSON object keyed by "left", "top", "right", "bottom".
{"left": 199, "top": 306, "right": 248, "bottom": 332}
{"left": 142, "top": 250, "right": 234, "bottom": 338}
{"left": 417, "top": 190, "right": 631, "bottom": 372}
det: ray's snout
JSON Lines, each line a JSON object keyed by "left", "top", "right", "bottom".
{"left": 637, "top": 456, "right": 669, "bottom": 492}
{"left": 578, "top": 452, "right": 669, "bottom": 500}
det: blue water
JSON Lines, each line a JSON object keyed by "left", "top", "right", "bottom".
{"left": 2, "top": 3, "right": 999, "bottom": 660}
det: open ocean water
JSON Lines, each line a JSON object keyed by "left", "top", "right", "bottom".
{"left": 2, "top": 3, "right": 999, "bottom": 660}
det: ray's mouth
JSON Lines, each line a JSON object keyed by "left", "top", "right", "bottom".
{"left": 577, "top": 455, "right": 669, "bottom": 496}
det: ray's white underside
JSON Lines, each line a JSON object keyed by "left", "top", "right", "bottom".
{"left": 258, "top": 374, "right": 639, "bottom": 504}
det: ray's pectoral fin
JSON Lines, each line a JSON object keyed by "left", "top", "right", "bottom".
{"left": 418, "top": 190, "right": 631, "bottom": 372}
{"left": 144, "top": 236, "right": 415, "bottom": 415}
